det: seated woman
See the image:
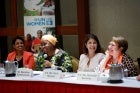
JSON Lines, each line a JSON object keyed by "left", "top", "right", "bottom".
{"left": 100, "top": 36, "right": 138, "bottom": 77}
{"left": 7, "top": 36, "right": 35, "bottom": 69}
{"left": 78, "top": 34, "right": 105, "bottom": 72}
{"left": 136, "top": 75, "right": 140, "bottom": 81}
{"left": 40, "top": 34, "right": 73, "bottom": 72}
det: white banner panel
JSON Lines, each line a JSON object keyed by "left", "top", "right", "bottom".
{"left": 24, "top": 16, "right": 55, "bottom": 36}
{"left": 24, "top": 0, "right": 55, "bottom": 37}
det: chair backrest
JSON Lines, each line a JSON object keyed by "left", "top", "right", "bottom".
{"left": 71, "top": 56, "right": 79, "bottom": 72}
{"left": 134, "top": 60, "right": 140, "bottom": 74}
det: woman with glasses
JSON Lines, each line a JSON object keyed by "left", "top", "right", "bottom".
{"left": 100, "top": 36, "right": 138, "bottom": 77}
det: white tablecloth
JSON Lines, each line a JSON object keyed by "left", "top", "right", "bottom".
{"left": 0, "top": 71, "right": 139, "bottom": 88}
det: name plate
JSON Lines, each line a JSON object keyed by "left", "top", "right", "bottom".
{"left": 16, "top": 68, "right": 33, "bottom": 77}
{"left": 77, "top": 71, "right": 99, "bottom": 81}
{"left": 43, "top": 69, "right": 62, "bottom": 79}
{"left": 0, "top": 68, "right": 5, "bottom": 77}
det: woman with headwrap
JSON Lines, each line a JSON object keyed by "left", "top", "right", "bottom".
{"left": 40, "top": 34, "right": 73, "bottom": 72}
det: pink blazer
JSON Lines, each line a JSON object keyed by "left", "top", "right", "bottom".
{"left": 7, "top": 51, "right": 35, "bottom": 70}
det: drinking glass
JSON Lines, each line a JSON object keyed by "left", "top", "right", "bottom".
{"left": 94, "top": 65, "right": 101, "bottom": 81}
{"left": 0, "top": 63, "right": 4, "bottom": 68}
{"left": 123, "top": 68, "right": 128, "bottom": 78}
{"left": 0, "top": 63, "right": 5, "bottom": 77}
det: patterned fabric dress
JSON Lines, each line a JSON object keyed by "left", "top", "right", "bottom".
{"left": 122, "top": 53, "right": 138, "bottom": 77}
{"left": 35, "top": 49, "right": 73, "bottom": 72}
{"left": 49, "top": 49, "right": 73, "bottom": 72}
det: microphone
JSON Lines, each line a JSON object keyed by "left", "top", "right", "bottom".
{"left": 43, "top": 54, "right": 48, "bottom": 59}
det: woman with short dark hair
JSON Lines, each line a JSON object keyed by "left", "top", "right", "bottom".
{"left": 7, "top": 36, "right": 35, "bottom": 69}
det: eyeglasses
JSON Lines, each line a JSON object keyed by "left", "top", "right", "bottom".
{"left": 41, "top": 42, "right": 50, "bottom": 47}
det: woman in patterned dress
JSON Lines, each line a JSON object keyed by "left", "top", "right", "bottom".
{"left": 40, "top": 34, "right": 73, "bottom": 72}
{"left": 100, "top": 36, "right": 138, "bottom": 77}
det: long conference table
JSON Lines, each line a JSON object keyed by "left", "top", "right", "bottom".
{"left": 0, "top": 71, "right": 140, "bottom": 93}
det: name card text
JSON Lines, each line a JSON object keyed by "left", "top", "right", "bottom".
{"left": 77, "top": 71, "right": 99, "bottom": 81}
{"left": 43, "top": 69, "right": 62, "bottom": 79}
{"left": 16, "top": 68, "right": 33, "bottom": 77}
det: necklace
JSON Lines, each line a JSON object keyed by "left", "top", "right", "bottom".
{"left": 16, "top": 55, "right": 23, "bottom": 61}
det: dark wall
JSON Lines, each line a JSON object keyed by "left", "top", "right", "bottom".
{"left": 0, "top": 0, "right": 7, "bottom": 62}
{"left": 0, "top": 36, "right": 8, "bottom": 63}
{"left": 0, "top": 0, "right": 6, "bottom": 27}
{"left": 55, "top": 0, "right": 63, "bottom": 49}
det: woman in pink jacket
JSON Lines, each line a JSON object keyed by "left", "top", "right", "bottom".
{"left": 7, "top": 36, "right": 35, "bottom": 69}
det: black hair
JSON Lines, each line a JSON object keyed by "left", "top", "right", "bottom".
{"left": 84, "top": 34, "right": 102, "bottom": 54}
{"left": 12, "top": 36, "right": 24, "bottom": 45}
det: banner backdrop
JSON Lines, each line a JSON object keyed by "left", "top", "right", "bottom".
{"left": 24, "top": 0, "right": 55, "bottom": 37}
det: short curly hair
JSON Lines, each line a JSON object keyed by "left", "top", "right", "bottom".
{"left": 112, "top": 36, "right": 128, "bottom": 53}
